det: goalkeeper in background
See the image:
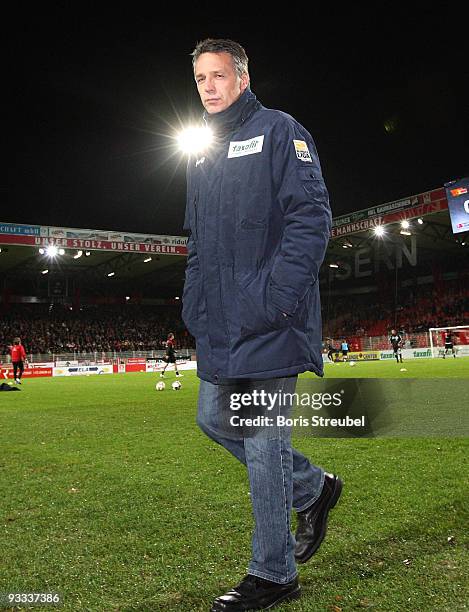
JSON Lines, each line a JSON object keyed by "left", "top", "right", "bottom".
{"left": 443, "top": 330, "right": 456, "bottom": 359}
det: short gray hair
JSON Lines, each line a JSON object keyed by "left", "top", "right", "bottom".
{"left": 191, "top": 38, "right": 249, "bottom": 79}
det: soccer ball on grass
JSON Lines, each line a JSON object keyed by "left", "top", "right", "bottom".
{"left": 172, "top": 380, "right": 182, "bottom": 391}
{"left": 155, "top": 381, "right": 166, "bottom": 391}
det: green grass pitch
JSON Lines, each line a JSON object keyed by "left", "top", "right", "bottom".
{"left": 1, "top": 359, "right": 468, "bottom": 611}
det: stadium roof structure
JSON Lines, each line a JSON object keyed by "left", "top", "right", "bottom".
{"left": 326, "top": 185, "right": 467, "bottom": 263}
{"left": 1, "top": 182, "right": 467, "bottom": 298}
{"left": 0, "top": 225, "right": 188, "bottom": 297}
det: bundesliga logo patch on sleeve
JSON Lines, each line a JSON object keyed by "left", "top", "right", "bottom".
{"left": 293, "top": 139, "right": 312, "bottom": 162}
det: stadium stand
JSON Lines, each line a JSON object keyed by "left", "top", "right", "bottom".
{"left": 326, "top": 281, "right": 469, "bottom": 338}
{"left": 0, "top": 303, "right": 194, "bottom": 358}
{"left": 1, "top": 183, "right": 467, "bottom": 362}
{"left": 0, "top": 282, "right": 467, "bottom": 359}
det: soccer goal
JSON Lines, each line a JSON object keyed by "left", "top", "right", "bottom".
{"left": 428, "top": 325, "right": 469, "bottom": 358}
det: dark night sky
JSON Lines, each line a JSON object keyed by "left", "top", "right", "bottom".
{"left": 5, "top": 9, "right": 468, "bottom": 236}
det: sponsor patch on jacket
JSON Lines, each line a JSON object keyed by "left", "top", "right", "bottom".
{"left": 293, "top": 139, "right": 312, "bottom": 162}
{"left": 228, "top": 135, "right": 264, "bottom": 158}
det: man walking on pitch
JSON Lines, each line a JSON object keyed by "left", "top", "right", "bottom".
{"left": 182, "top": 38, "right": 342, "bottom": 610}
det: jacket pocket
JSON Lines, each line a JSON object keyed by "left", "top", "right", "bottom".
{"left": 192, "top": 197, "right": 198, "bottom": 238}
{"left": 297, "top": 167, "right": 327, "bottom": 198}
{"left": 182, "top": 279, "right": 201, "bottom": 337}
{"left": 290, "top": 280, "right": 316, "bottom": 330}
{"left": 236, "top": 270, "right": 292, "bottom": 338}
{"left": 236, "top": 223, "right": 266, "bottom": 270}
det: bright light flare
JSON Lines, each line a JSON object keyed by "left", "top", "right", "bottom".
{"left": 46, "top": 245, "right": 59, "bottom": 257}
{"left": 374, "top": 226, "right": 385, "bottom": 237}
{"left": 177, "top": 126, "right": 213, "bottom": 154}
{"left": 401, "top": 219, "right": 410, "bottom": 229}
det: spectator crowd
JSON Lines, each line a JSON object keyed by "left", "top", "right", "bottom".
{"left": 324, "top": 282, "right": 469, "bottom": 338}
{"left": 1, "top": 282, "right": 467, "bottom": 357}
{"left": 0, "top": 304, "right": 194, "bottom": 357}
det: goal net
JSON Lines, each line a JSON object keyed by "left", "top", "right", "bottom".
{"left": 428, "top": 325, "right": 469, "bottom": 358}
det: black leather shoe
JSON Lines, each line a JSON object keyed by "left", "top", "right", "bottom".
{"left": 210, "top": 574, "right": 301, "bottom": 611}
{"left": 295, "top": 472, "right": 343, "bottom": 564}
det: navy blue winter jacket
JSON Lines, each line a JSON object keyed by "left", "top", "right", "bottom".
{"left": 182, "top": 88, "right": 331, "bottom": 384}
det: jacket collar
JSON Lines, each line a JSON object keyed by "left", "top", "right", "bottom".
{"left": 203, "top": 88, "right": 260, "bottom": 138}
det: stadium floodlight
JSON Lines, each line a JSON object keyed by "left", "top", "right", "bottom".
{"left": 329, "top": 263, "right": 339, "bottom": 268}
{"left": 38, "top": 248, "right": 45, "bottom": 255}
{"left": 175, "top": 296, "right": 180, "bottom": 300}
{"left": 73, "top": 250, "right": 83, "bottom": 259}
{"left": 144, "top": 257, "right": 152, "bottom": 263}
{"left": 107, "top": 272, "right": 115, "bottom": 277}
{"left": 125, "top": 296, "right": 130, "bottom": 301}
{"left": 46, "top": 245, "right": 59, "bottom": 258}
{"left": 417, "top": 218, "right": 424, "bottom": 224}
{"left": 373, "top": 225, "right": 385, "bottom": 237}
{"left": 177, "top": 126, "right": 213, "bottom": 154}
{"left": 401, "top": 219, "right": 410, "bottom": 229}
{"left": 400, "top": 229, "right": 411, "bottom": 236}
{"left": 58, "top": 248, "right": 65, "bottom": 255}
{"left": 41, "top": 269, "right": 49, "bottom": 275}
{"left": 85, "top": 251, "right": 91, "bottom": 256}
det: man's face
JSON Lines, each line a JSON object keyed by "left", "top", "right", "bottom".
{"left": 194, "top": 52, "right": 249, "bottom": 114}
{"left": 391, "top": 330, "right": 396, "bottom": 335}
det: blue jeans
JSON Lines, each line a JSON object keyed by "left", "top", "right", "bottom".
{"left": 197, "top": 376, "right": 325, "bottom": 584}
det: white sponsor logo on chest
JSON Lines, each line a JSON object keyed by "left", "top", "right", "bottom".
{"left": 228, "top": 135, "right": 264, "bottom": 158}
{"left": 293, "top": 139, "right": 312, "bottom": 162}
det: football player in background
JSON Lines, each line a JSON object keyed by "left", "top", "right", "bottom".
{"left": 10, "top": 337, "right": 27, "bottom": 384}
{"left": 160, "top": 333, "right": 183, "bottom": 377}
{"left": 389, "top": 329, "right": 403, "bottom": 363}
